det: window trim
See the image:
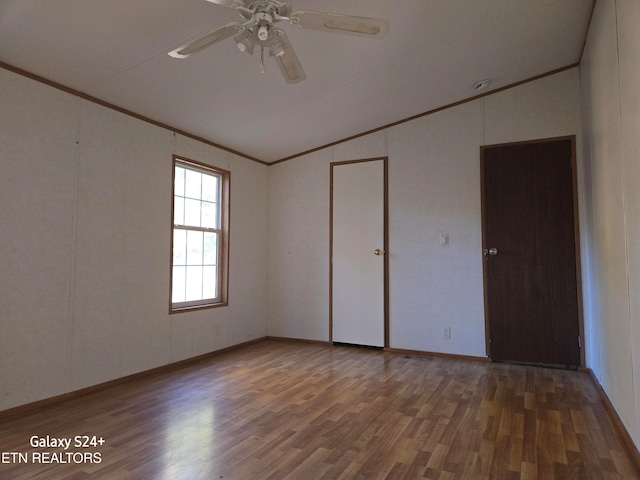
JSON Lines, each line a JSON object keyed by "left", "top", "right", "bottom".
{"left": 170, "top": 155, "right": 230, "bottom": 314}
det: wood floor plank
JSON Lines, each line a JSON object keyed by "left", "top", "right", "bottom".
{"left": 0, "top": 340, "right": 639, "bottom": 479}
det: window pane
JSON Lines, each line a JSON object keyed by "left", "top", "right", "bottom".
{"left": 173, "top": 229, "right": 187, "bottom": 265}
{"left": 185, "top": 169, "right": 202, "bottom": 199}
{"left": 201, "top": 201, "right": 218, "bottom": 229}
{"left": 171, "top": 158, "right": 228, "bottom": 311}
{"left": 174, "top": 196, "right": 185, "bottom": 225}
{"left": 187, "top": 230, "right": 203, "bottom": 266}
{"left": 184, "top": 198, "right": 201, "bottom": 227}
{"left": 203, "top": 266, "right": 217, "bottom": 299}
{"left": 202, "top": 174, "right": 219, "bottom": 202}
{"left": 175, "top": 167, "right": 185, "bottom": 197}
{"left": 172, "top": 266, "right": 186, "bottom": 303}
{"left": 204, "top": 232, "right": 218, "bottom": 265}
{"left": 185, "top": 266, "right": 203, "bottom": 301}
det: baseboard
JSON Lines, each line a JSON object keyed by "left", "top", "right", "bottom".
{"left": 266, "top": 336, "right": 332, "bottom": 346}
{"left": 0, "top": 337, "right": 268, "bottom": 420}
{"left": 385, "top": 347, "right": 491, "bottom": 363}
{"left": 584, "top": 368, "right": 640, "bottom": 474}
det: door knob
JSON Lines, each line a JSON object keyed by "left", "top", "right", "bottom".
{"left": 486, "top": 247, "right": 498, "bottom": 256}
{"left": 373, "top": 249, "right": 385, "bottom": 256}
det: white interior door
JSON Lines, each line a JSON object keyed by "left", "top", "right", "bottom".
{"left": 332, "top": 159, "right": 385, "bottom": 347}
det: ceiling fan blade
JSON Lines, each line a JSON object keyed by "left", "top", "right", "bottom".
{"left": 290, "top": 10, "right": 389, "bottom": 38}
{"left": 169, "top": 22, "right": 240, "bottom": 58}
{"left": 205, "top": 0, "right": 243, "bottom": 5}
{"left": 271, "top": 31, "right": 306, "bottom": 84}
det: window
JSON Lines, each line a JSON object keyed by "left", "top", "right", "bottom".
{"left": 170, "top": 156, "right": 229, "bottom": 313}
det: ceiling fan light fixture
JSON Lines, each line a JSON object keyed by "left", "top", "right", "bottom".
{"left": 254, "top": 11, "right": 274, "bottom": 42}
{"left": 234, "top": 29, "right": 255, "bottom": 54}
{"left": 257, "top": 23, "right": 270, "bottom": 41}
{"left": 270, "top": 34, "right": 286, "bottom": 57}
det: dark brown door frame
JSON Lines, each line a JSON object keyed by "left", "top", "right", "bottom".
{"left": 480, "top": 135, "right": 585, "bottom": 368}
{"left": 329, "top": 157, "right": 390, "bottom": 348}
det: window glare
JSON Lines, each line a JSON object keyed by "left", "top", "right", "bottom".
{"left": 175, "top": 167, "right": 185, "bottom": 197}
{"left": 174, "top": 196, "right": 185, "bottom": 225}
{"left": 185, "top": 169, "right": 202, "bottom": 199}
{"left": 185, "top": 266, "right": 203, "bottom": 301}
{"left": 172, "top": 266, "right": 186, "bottom": 303}
{"left": 202, "top": 174, "right": 218, "bottom": 202}
{"left": 184, "top": 198, "right": 201, "bottom": 227}
{"left": 203, "top": 266, "right": 217, "bottom": 298}
{"left": 173, "top": 230, "right": 187, "bottom": 265}
{"left": 204, "top": 232, "right": 218, "bottom": 265}
{"left": 186, "top": 230, "right": 203, "bottom": 266}
{"left": 201, "top": 201, "right": 217, "bottom": 229}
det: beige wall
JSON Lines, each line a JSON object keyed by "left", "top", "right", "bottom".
{"left": 580, "top": 0, "right": 640, "bottom": 448}
{"left": 0, "top": 68, "right": 269, "bottom": 411}
{"left": 268, "top": 68, "right": 584, "bottom": 358}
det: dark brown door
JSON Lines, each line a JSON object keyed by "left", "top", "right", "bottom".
{"left": 481, "top": 138, "right": 581, "bottom": 368}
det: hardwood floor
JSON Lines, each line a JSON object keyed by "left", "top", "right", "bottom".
{"left": 1, "top": 340, "right": 638, "bottom": 479}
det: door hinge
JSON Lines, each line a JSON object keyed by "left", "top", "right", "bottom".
{"left": 578, "top": 335, "right": 581, "bottom": 348}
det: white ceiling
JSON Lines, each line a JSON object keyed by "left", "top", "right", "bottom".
{"left": 0, "top": 0, "right": 594, "bottom": 163}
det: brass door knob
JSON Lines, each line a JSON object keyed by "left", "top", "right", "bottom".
{"left": 373, "top": 249, "right": 385, "bottom": 256}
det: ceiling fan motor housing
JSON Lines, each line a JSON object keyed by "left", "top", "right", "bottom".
{"left": 239, "top": 1, "right": 290, "bottom": 21}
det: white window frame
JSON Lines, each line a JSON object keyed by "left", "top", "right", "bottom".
{"left": 170, "top": 156, "right": 229, "bottom": 313}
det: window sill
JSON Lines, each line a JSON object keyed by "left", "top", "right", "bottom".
{"left": 170, "top": 301, "right": 228, "bottom": 315}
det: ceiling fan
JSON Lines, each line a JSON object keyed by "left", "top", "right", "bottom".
{"left": 169, "top": 0, "right": 389, "bottom": 84}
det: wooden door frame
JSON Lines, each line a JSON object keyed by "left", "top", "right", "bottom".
{"left": 329, "top": 157, "right": 390, "bottom": 347}
{"left": 480, "top": 135, "right": 585, "bottom": 368}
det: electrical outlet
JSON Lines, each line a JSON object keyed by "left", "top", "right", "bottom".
{"left": 443, "top": 327, "right": 451, "bottom": 340}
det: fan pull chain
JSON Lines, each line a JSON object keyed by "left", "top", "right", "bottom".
{"left": 260, "top": 46, "right": 265, "bottom": 75}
